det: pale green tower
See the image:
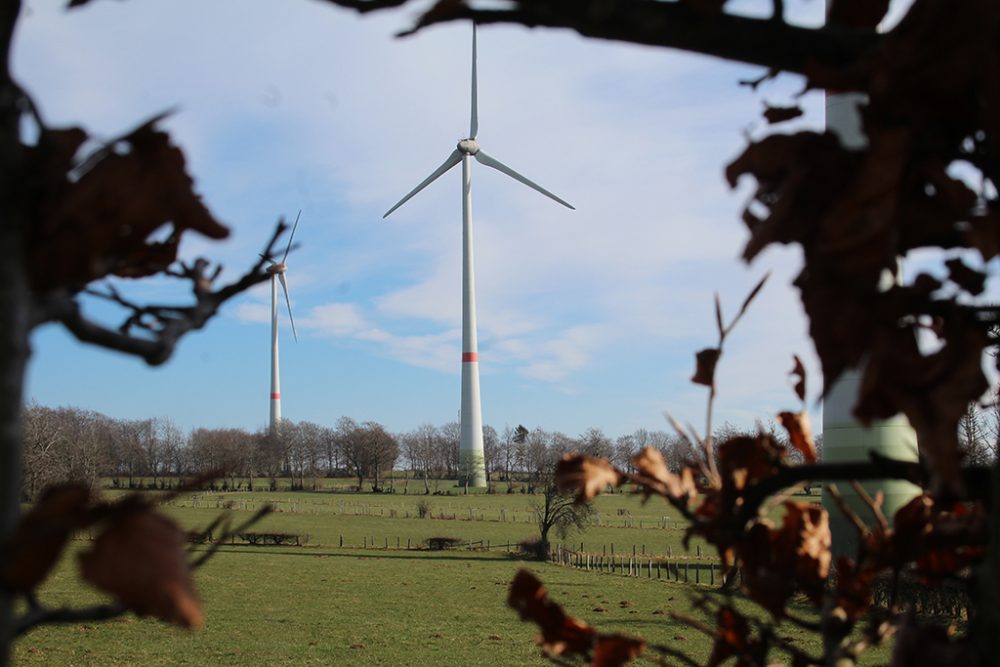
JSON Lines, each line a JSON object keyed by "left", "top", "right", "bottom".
{"left": 822, "top": 370, "right": 921, "bottom": 557}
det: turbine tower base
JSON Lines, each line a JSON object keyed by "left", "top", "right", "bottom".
{"left": 459, "top": 449, "right": 487, "bottom": 488}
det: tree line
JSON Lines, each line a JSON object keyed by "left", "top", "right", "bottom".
{"left": 18, "top": 402, "right": 836, "bottom": 499}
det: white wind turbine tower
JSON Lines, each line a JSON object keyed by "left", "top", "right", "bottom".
{"left": 266, "top": 210, "right": 301, "bottom": 435}
{"left": 384, "top": 25, "right": 573, "bottom": 488}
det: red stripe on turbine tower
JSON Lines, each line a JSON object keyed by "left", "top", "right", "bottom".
{"left": 462, "top": 352, "right": 478, "bottom": 362}
{"left": 271, "top": 393, "right": 281, "bottom": 399}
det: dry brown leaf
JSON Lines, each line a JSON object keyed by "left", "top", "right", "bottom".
{"left": 508, "top": 569, "right": 595, "bottom": 659}
{"left": 27, "top": 116, "right": 229, "bottom": 291}
{"left": 593, "top": 634, "right": 645, "bottom": 667}
{"left": 857, "top": 317, "right": 987, "bottom": 495}
{"left": 555, "top": 454, "right": 625, "bottom": 503}
{"left": 707, "top": 606, "right": 753, "bottom": 667}
{"left": 692, "top": 348, "right": 721, "bottom": 387}
{"left": 737, "top": 503, "right": 831, "bottom": 617}
{"left": 777, "top": 503, "right": 832, "bottom": 595}
{"left": 789, "top": 354, "right": 807, "bottom": 402}
{"left": 726, "top": 132, "right": 857, "bottom": 263}
{"left": 777, "top": 411, "right": 817, "bottom": 463}
{"left": 79, "top": 508, "right": 202, "bottom": 629}
{"left": 1, "top": 483, "right": 91, "bottom": 592}
{"left": 717, "top": 435, "right": 783, "bottom": 491}
{"left": 630, "top": 447, "right": 696, "bottom": 499}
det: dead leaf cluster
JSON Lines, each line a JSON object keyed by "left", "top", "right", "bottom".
{"left": 1, "top": 482, "right": 202, "bottom": 629}
{"left": 508, "top": 570, "right": 644, "bottom": 667}
{"left": 26, "top": 116, "right": 228, "bottom": 292}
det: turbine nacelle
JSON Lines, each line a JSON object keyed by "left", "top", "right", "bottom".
{"left": 266, "top": 263, "right": 287, "bottom": 275}
{"left": 458, "top": 138, "right": 480, "bottom": 156}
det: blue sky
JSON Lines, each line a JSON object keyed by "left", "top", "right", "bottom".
{"left": 17, "top": 0, "right": 933, "bottom": 439}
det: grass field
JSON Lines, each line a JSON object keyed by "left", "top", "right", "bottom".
{"left": 144, "top": 483, "right": 750, "bottom": 557}
{"left": 12, "top": 482, "right": 890, "bottom": 666}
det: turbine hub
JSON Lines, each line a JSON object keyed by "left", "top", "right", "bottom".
{"left": 457, "top": 138, "right": 480, "bottom": 156}
{"left": 266, "top": 263, "right": 286, "bottom": 275}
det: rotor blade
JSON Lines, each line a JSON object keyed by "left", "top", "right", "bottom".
{"left": 383, "top": 149, "right": 463, "bottom": 218}
{"left": 281, "top": 209, "right": 301, "bottom": 263}
{"left": 474, "top": 149, "right": 575, "bottom": 210}
{"left": 470, "top": 24, "right": 478, "bottom": 139}
{"left": 278, "top": 272, "right": 298, "bottom": 342}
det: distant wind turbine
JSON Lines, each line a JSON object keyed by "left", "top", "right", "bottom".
{"left": 265, "top": 210, "right": 300, "bottom": 435}
{"left": 384, "top": 25, "right": 573, "bottom": 487}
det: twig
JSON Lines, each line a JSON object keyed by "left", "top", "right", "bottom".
{"left": 826, "top": 484, "right": 870, "bottom": 538}
{"left": 330, "top": 0, "right": 883, "bottom": 77}
{"left": 33, "top": 222, "right": 286, "bottom": 366}
{"left": 665, "top": 412, "right": 715, "bottom": 487}
{"left": 13, "top": 602, "right": 128, "bottom": 636}
{"left": 189, "top": 506, "right": 272, "bottom": 569}
{"left": 850, "top": 480, "right": 888, "bottom": 532}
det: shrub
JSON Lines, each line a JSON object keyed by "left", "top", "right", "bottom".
{"left": 416, "top": 499, "right": 432, "bottom": 518}
{"left": 424, "top": 536, "right": 463, "bottom": 550}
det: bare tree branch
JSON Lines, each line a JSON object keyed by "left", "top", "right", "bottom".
{"left": 30, "top": 221, "right": 287, "bottom": 366}
{"left": 318, "top": 0, "right": 879, "bottom": 76}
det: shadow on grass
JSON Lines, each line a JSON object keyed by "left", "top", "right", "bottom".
{"left": 194, "top": 545, "right": 540, "bottom": 565}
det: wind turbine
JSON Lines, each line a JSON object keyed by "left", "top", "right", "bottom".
{"left": 266, "top": 210, "right": 300, "bottom": 435}
{"left": 384, "top": 25, "right": 573, "bottom": 487}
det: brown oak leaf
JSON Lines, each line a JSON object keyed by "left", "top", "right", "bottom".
{"left": 777, "top": 411, "right": 817, "bottom": 463}
{"left": 555, "top": 454, "right": 625, "bottom": 503}
{"left": 1, "top": 483, "right": 91, "bottom": 592}
{"left": 27, "top": 115, "right": 229, "bottom": 291}
{"left": 692, "top": 348, "right": 721, "bottom": 387}
{"left": 630, "top": 447, "right": 697, "bottom": 500}
{"left": 789, "top": 354, "right": 807, "bottom": 402}
{"left": 593, "top": 634, "right": 645, "bottom": 667}
{"left": 508, "top": 570, "right": 595, "bottom": 658}
{"left": 79, "top": 508, "right": 202, "bottom": 629}
{"left": 707, "top": 606, "right": 754, "bottom": 667}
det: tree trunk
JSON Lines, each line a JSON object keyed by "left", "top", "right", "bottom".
{"left": 0, "top": 3, "right": 28, "bottom": 662}
{"left": 0, "top": 228, "right": 29, "bottom": 666}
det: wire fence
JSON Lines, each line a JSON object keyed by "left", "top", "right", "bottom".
{"left": 548, "top": 543, "right": 727, "bottom": 586}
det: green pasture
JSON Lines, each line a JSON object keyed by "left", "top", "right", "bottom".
{"left": 102, "top": 478, "right": 818, "bottom": 557}
{"left": 140, "top": 488, "right": 705, "bottom": 557}
{"left": 15, "top": 542, "right": 846, "bottom": 667}
{"left": 11, "top": 484, "right": 894, "bottom": 666}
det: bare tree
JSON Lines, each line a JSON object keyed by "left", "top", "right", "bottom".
{"left": 960, "top": 401, "right": 994, "bottom": 466}
{"left": 363, "top": 421, "right": 399, "bottom": 492}
{"left": 530, "top": 471, "right": 595, "bottom": 560}
{"left": 613, "top": 434, "right": 637, "bottom": 474}
{"left": 403, "top": 423, "right": 438, "bottom": 494}
{"left": 437, "top": 421, "right": 461, "bottom": 479}
{"left": 21, "top": 403, "right": 65, "bottom": 501}
{"left": 482, "top": 424, "right": 499, "bottom": 483}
